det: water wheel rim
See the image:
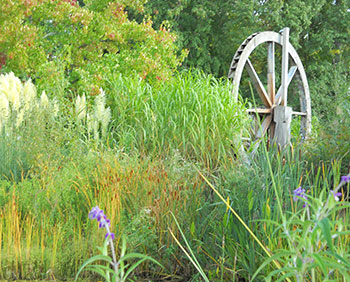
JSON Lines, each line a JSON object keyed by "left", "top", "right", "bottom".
{"left": 228, "top": 30, "right": 311, "bottom": 147}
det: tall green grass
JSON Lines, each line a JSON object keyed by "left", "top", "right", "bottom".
{"left": 108, "top": 70, "right": 249, "bottom": 168}
{"left": 0, "top": 128, "right": 30, "bottom": 181}
{"left": 0, "top": 150, "right": 207, "bottom": 280}
{"left": 2, "top": 70, "right": 249, "bottom": 280}
{"left": 189, "top": 143, "right": 350, "bottom": 281}
{"left": 1, "top": 69, "right": 349, "bottom": 281}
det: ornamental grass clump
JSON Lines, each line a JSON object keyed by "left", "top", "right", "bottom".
{"left": 0, "top": 72, "right": 58, "bottom": 131}
{"left": 0, "top": 72, "right": 60, "bottom": 180}
{"left": 75, "top": 89, "right": 111, "bottom": 142}
{"left": 76, "top": 206, "right": 162, "bottom": 282}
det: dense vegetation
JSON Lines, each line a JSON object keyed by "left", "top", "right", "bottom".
{"left": 0, "top": 0, "right": 349, "bottom": 281}
{"left": 145, "top": 0, "right": 350, "bottom": 120}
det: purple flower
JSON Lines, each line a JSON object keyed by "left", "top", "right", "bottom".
{"left": 341, "top": 175, "right": 350, "bottom": 183}
{"left": 105, "top": 232, "right": 115, "bottom": 240}
{"left": 88, "top": 206, "right": 104, "bottom": 220}
{"left": 293, "top": 187, "right": 308, "bottom": 207}
{"left": 330, "top": 190, "right": 342, "bottom": 201}
{"left": 89, "top": 206, "right": 114, "bottom": 240}
{"left": 293, "top": 187, "right": 307, "bottom": 201}
{"left": 99, "top": 218, "right": 110, "bottom": 229}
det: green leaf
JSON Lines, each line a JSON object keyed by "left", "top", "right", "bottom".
{"left": 251, "top": 250, "right": 293, "bottom": 281}
{"left": 75, "top": 254, "right": 112, "bottom": 281}
{"left": 120, "top": 236, "right": 127, "bottom": 279}
{"left": 84, "top": 265, "right": 112, "bottom": 282}
{"left": 96, "top": 239, "right": 109, "bottom": 256}
{"left": 319, "top": 217, "right": 334, "bottom": 253}
{"left": 190, "top": 221, "right": 195, "bottom": 235}
{"left": 123, "top": 257, "right": 148, "bottom": 280}
{"left": 248, "top": 190, "right": 254, "bottom": 212}
{"left": 333, "top": 252, "right": 349, "bottom": 265}
{"left": 275, "top": 271, "right": 298, "bottom": 282}
{"left": 301, "top": 220, "right": 313, "bottom": 238}
{"left": 170, "top": 212, "right": 210, "bottom": 282}
{"left": 311, "top": 254, "right": 328, "bottom": 277}
{"left": 118, "top": 253, "right": 163, "bottom": 268}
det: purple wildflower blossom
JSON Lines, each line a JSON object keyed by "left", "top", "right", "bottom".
{"left": 89, "top": 206, "right": 115, "bottom": 240}
{"left": 105, "top": 232, "right": 115, "bottom": 240}
{"left": 341, "top": 175, "right": 350, "bottom": 183}
{"left": 293, "top": 187, "right": 308, "bottom": 208}
{"left": 293, "top": 187, "right": 307, "bottom": 201}
{"left": 330, "top": 190, "right": 342, "bottom": 201}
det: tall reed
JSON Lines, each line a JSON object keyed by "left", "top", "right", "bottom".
{"left": 191, "top": 142, "right": 350, "bottom": 280}
{"left": 0, "top": 149, "right": 206, "bottom": 280}
{"left": 108, "top": 70, "right": 249, "bottom": 168}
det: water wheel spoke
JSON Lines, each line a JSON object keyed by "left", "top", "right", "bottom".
{"left": 255, "top": 114, "right": 272, "bottom": 139}
{"left": 267, "top": 42, "right": 275, "bottom": 104}
{"left": 247, "top": 108, "right": 272, "bottom": 114}
{"left": 228, "top": 29, "right": 312, "bottom": 153}
{"left": 292, "top": 111, "right": 307, "bottom": 116}
{"left": 275, "top": 66, "right": 298, "bottom": 105}
{"left": 245, "top": 59, "right": 272, "bottom": 108}
{"left": 281, "top": 28, "right": 290, "bottom": 106}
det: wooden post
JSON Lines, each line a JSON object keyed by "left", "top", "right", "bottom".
{"left": 273, "top": 105, "right": 292, "bottom": 147}
{"left": 281, "top": 28, "right": 289, "bottom": 106}
{"left": 267, "top": 42, "right": 275, "bottom": 141}
{"left": 267, "top": 42, "right": 275, "bottom": 104}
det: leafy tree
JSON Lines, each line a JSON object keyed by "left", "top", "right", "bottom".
{"left": 145, "top": 0, "right": 260, "bottom": 76}
{"left": 299, "top": 0, "right": 350, "bottom": 120}
{"left": 146, "top": 0, "right": 350, "bottom": 119}
{"left": 258, "top": 0, "right": 350, "bottom": 120}
{"left": 0, "top": 0, "right": 185, "bottom": 96}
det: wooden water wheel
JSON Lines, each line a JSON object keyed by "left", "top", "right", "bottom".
{"left": 228, "top": 28, "right": 311, "bottom": 150}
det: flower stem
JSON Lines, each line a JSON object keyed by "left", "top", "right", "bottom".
{"left": 103, "top": 219, "right": 118, "bottom": 282}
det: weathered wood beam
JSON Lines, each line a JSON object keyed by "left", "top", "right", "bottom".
{"left": 245, "top": 59, "right": 272, "bottom": 108}
{"left": 281, "top": 28, "right": 290, "bottom": 106}
{"left": 256, "top": 114, "right": 272, "bottom": 139}
{"left": 292, "top": 111, "right": 307, "bottom": 116}
{"left": 247, "top": 108, "right": 272, "bottom": 114}
{"left": 273, "top": 106, "right": 292, "bottom": 147}
{"left": 267, "top": 42, "right": 275, "bottom": 105}
{"left": 275, "top": 66, "right": 297, "bottom": 105}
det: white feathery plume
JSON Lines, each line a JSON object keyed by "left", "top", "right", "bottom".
{"left": 40, "top": 91, "right": 49, "bottom": 108}
{"left": 0, "top": 93, "right": 9, "bottom": 129}
{"left": 75, "top": 94, "right": 86, "bottom": 121}
{"left": 22, "top": 79, "right": 37, "bottom": 111}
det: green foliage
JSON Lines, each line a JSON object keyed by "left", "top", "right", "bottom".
{"left": 0, "top": 147, "right": 206, "bottom": 280}
{"left": 108, "top": 70, "right": 249, "bottom": 168}
{"left": 185, "top": 145, "right": 350, "bottom": 281}
{"left": 0, "top": 0, "right": 185, "bottom": 96}
{"left": 1, "top": 1, "right": 350, "bottom": 277}
{"left": 305, "top": 87, "right": 350, "bottom": 174}
{"left": 145, "top": 0, "right": 350, "bottom": 122}
{"left": 0, "top": 72, "right": 61, "bottom": 180}
{"left": 300, "top": 0, "right": 350, "bottom": 121}
{"left": 76, "top": 235, "right": 163, "bottom": 282}
{"left": 145, "top": 0, "right": 259, "bottom": 76}
{"left": 0, "top": 69, "right": 349, "bottom": 281}
{"left": 253, "top": 180, "right": 350, "bottom": 281}
{"left": 169, "top": 213, "right": 210, "bottom": 282}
